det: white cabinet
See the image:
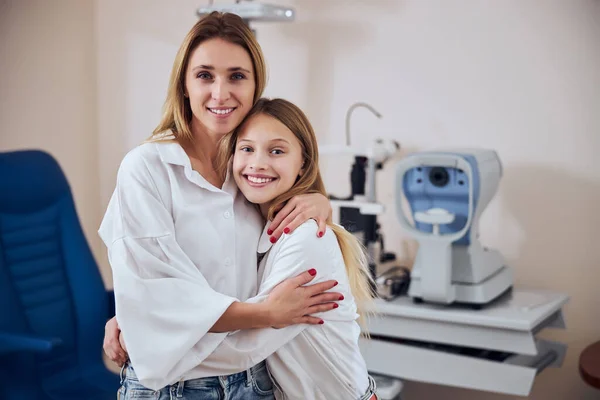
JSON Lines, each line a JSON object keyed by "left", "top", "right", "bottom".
{"left": 359, "top": 289, "right": 569, "bottom": 397}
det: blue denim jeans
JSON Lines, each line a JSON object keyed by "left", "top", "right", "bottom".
{"left": 118, "top": 361, "right": 275, "bottom": 400}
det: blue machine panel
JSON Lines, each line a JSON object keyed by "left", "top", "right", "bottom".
{"left": 401, "top": 154, "right": 480, "bottom": 245}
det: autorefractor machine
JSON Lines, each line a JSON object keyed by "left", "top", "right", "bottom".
{"left": 395, "top": 149, "right": 513, "bottom": 308}
{"left": 326, "top": 146, "right": 570, "bottom": 399}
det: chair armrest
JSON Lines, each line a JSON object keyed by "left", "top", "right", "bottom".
{"left": 106, "top": 289, "right": 115, "bottom": 318}
{"left": 0, "top": 332, "right": 62, "bottom": 354}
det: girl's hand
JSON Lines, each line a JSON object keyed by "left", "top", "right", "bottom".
{"left": 267, "top": 193, "right": 332, "bottom": 241}
{"left": 265, "top": 269, "right": 343, "bottom": 328}
{"left": 103, "top": 317, "right": 128, "bottom": 367}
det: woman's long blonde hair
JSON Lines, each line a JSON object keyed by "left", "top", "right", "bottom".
{"left": 218, "top": 98, "right": 376, "bottom": 330}
{"left": 148, "top": 11, "right": 267, "bottom": 143}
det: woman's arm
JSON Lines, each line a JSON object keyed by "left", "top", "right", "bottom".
{"left": 103, "top": 269, "right": 341, "bottom": 365}
{"left": 194, "top": 222, "right": 348, "bottom": 375}
{"left": 267, "top": 193, "right": 332, "bottom": 240}
{"left": 210, "top": 271, "right": 340, "bottom": 332}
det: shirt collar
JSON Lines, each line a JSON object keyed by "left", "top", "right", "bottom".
{"left": 155, "top": 140, "right": 188, "bottom": 167}
{"left": 257, "top": 223, "right": 274, "bottom": 254}
{"left": 156, "top": 140, "right": 237, "bottom": 195}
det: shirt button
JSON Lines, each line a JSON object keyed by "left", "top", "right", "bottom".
{"left": 224, "top": 258, "right": 232, "bottom": 266}
{"left": 224, "top": 210, "right": 232, "bottom": 219}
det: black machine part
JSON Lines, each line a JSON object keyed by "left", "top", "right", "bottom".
{"left": 329, "top": 153, "right": 406, "bottom": 298}
{"left": 329, "top": 155, "right": 369, "bottom": 201}
{"left": 375, "top": 266, "right": 411, "bottom": 301}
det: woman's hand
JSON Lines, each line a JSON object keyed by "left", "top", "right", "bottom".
{"left": 103, "top": 316, "right": 128, "bottom": 367}
{"left": 265, "top": 269, "right": 343, "bottom": 328}
{"left": 267, "top": 193, "right": 332, "bottom": 241}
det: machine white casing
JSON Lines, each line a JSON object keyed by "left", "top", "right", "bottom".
{"left": 395, "top": 149, "right": 513, "bottom": 306}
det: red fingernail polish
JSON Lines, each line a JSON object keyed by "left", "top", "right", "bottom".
{"left": 319, "top": 320, "right": 324, "bottom": 324}
{"left": 339, "top": 295, "right": 344, "bottom": 300}
{"left": 267, "top": 229, "right": 273, "bottom": 235}
{"left": 284, "top": 227, "right": 290, "bottom": 234}
{"left": 308, "top": 268, "right": 317, "bottom": 276}
{"left": 318, "top": 231, "right": 324, "bottom": 238}
{"left": 270, "top": 236, "right": 277, "bottom": 243}
{"left": 333, "top": 303, "right": 339, "bottom": 309}
{"left": 334, "top": 281, "right": 338, "bottom": 286}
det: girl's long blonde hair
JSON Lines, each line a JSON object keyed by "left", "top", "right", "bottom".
{"left": 218, "top": 98, "right": 376, "bottom": 330}
{"left": 148, "top": 11, "right": 267, "bottom": 143}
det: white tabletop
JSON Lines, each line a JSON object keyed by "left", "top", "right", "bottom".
{"left": 372, "top": 288, "right": 569, "bottom": 331}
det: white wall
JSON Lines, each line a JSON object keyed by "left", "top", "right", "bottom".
{"left": 0, "top": 0, "right": 108, "bottom": 284}
{"left": 64, "top": 0, "right": 600, "bottom": 398}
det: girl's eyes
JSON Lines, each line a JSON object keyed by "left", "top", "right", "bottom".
{"left": 237, "top": 147, "right": 284, "bottom": 155}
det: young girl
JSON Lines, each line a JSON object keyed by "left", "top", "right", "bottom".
{"left": 197, "top": 98, "right": 379, "bottom": 400}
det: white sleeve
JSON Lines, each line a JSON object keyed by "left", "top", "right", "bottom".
{"left": 195, "top": 224, "right": 339, "bottom": 375}
{"left": 99, "top": 150, "right": 237, "bottom": 389}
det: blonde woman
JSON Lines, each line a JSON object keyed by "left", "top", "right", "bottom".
{"left": 192, "top": 98, "right": 379, "bottom": 400}
{"left": 100, "top": 12, "right": 341, "bottom": 400}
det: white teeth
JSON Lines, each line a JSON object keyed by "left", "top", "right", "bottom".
{"left": 247, "top": 176, "right": 274, "bottom": 184}
{"left": 209, "top": 108, "right": 234, "bottom": 115}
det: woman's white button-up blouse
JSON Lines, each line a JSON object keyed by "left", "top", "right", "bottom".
{"left": 98, "top": 141, "right": 264, "bottom": 390}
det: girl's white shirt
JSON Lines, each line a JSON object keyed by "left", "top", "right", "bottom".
{"left": 98, "top": 141, "right": 264, "bottom": 390}
{"left": 198, "top": 220, "right": 371, "bottom": 400}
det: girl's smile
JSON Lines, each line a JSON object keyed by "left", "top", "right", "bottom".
{"left": 232, "top": 113, "right": 305, "bottom": 218}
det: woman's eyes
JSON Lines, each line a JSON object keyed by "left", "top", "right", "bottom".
{"left": 196, "top": 72, "right": 247, "bottom": 80}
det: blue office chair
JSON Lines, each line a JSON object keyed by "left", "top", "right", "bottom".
{"left": 0, "top": 150, "right": 120, "bottom": 399}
